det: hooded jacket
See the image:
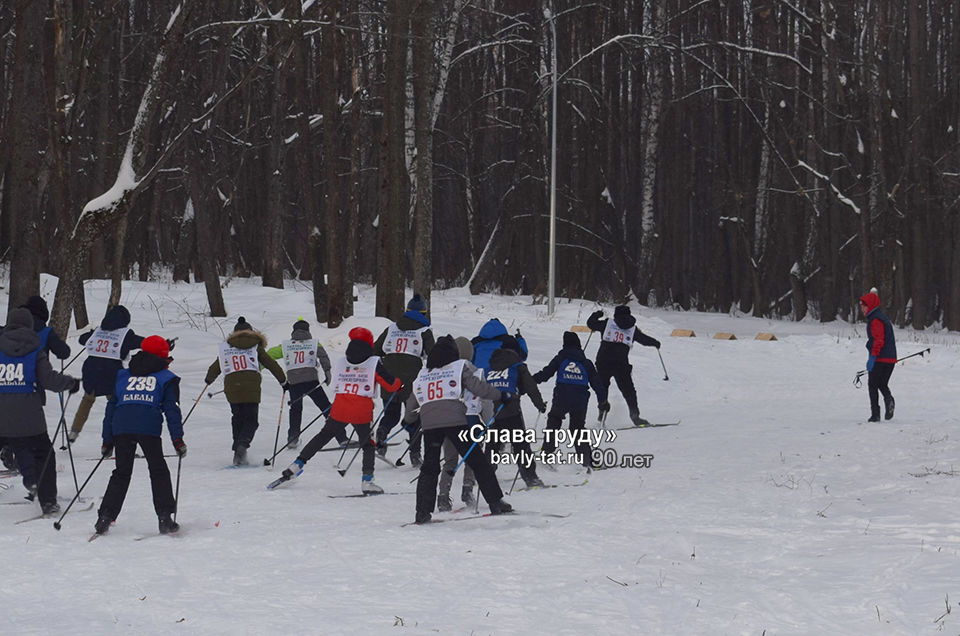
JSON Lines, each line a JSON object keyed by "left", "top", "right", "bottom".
{"left": 586, "top": 307, "right": 660, "bottom": 368}
{"left": 77, "top": 305, "right": 145, "bottom": 396}
{"left": 404, "top": 335, "right": 503, "bottom": 431}
{"left": 267, "top": 325, "right": 333, "bottom": 386}
{"left": 533, "top": 333, "right": 608, "bottom": 410}
{"left": 102, "top": 350, "right": 183, "bottom": 442}
{"left": 21, "top": 296, "right": 71, "bottom": 360}
{"left": 487, "top": 346, "right": 546, "bottom": 418}
{"left": 0, "top": 308, "right": 77, "bottom": 437}
{"left": 471, "top": 319, "right": 528, "bottom": 372}
{"left": 204, "top": 328, "right": 286, "bottom": 403}
{"left": 329, "top": 339, "right": 401, "bottom": 424}
{"left": 374, "top": 311, "right": 435, "bottom": 401}
{"left": 861, "top": 293, "right": 897, "bottom": 362}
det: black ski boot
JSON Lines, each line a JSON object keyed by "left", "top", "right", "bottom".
{"left": 415, "top": 511, "right": 432, "bottom": 525}
{"left": 94, "top": 515, "right": 112, "bottom": 535}
{"left": 489, "top": 499, "right": 513, "bottom": 515}
{"left": 437, "top": 493, "right": 452, "bottom": 512}
{"left": 885, "top": 396, "right": 895, "bottom": 420}
{"left": 158, "top": 514, "right": 180, "bottom": 534}
{"left": 461, "top": 485, "right": 476, "bottom": 507}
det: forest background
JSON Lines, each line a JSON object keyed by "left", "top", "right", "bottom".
{"left": 1, "top": 0, "right": 958, "bottom": 334}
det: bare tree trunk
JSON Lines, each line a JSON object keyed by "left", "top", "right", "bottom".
{"left": 321, "top": 0, "right": 345, "bottom": 327}
{"left": 109, "top": 215, "right": 128, "bottom": 306}
{"left": 376, "top": 0, "right": 410, "bottom": 319}
{"left": 262, "top": 37, "right": 292, "bottom": 290}
{"left": 6, "top": 0, "right": 45, "bottom": 309}
{"left": 411, "top": 0, "right": 435, "bottom": 304}
{"left": 172, "top": 199, "right": 196, "bottom": 282}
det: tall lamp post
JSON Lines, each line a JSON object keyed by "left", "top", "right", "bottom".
{"left": 545, "top": 5, "right": 558, "bottom": 316}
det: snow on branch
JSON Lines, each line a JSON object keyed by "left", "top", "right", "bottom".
{"left": 796, "top": 160, "right": 861, "bottom": 215}
{"left": 713, "top": 41, "right": 811, "bottom": 75}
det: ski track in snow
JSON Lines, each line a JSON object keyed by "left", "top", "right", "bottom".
{"left": 3, "top": 275, "right": 960, "bottom": 634}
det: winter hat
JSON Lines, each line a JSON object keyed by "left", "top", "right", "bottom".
{"left": 234, "top": 316, "right": 253, "bottom": 332}
{"left": 562, "top": 331, "right": 582, "bottom": 350}
{"left": 454, "top": 336, "right": 473, "bottom": 361}
{"left": 859, "top": 292, "right": 880, "bottom": 313}
{"left": 20, "top": 296, "right": 49, "bottom": 323}
{"left": 614, "top": 305, "right": 632, "bottom": 318}
{"left": 141, "top": 335, "right": 170, "bottom": 360}
{"left": 407, "top": 293, "right": 428, "bottom": 313}
{"left": 426, "top": 335, "right": 459, "bottom": 369}
{"left": 292, "top": 317, "right": 311, "bottom": 332}
{"left": 348, "top": 326, "right": 374, "bottom": 347}
{"left": 500, "top": 335, "right": 524, "bottom": 357}
{"left": 6, "top": 307, "right": 34, "bottom": 331}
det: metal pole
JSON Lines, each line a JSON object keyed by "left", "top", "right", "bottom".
{"left": 547, "top": 4, "right": 558, "bottom": 316}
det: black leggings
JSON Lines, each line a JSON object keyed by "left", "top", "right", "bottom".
{"left": 868, "top": 362, "right": 894, "bottom": 417}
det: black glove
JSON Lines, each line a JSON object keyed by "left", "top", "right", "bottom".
{"left": 589, "top": 310, "right": 603, "bottom": 321}
{"left": 101, "top": 443, "right": 114, "bottom": 458}
{"left": 166, "top": 338, "right": 177, "bottom": 352}
{"left": 537, "top": 403, "right": 547, "bottom": 414}
{"left": 68, "top": 377, "right": 81, "bottom": 394}
{"left": 281, "top": 382, "right": 290, "bottom": 393}
{"left": 515, "top": 329, "right": 523, "bottom": 339}
{"left": 499, "top": 392, "right": 514, "bottom": 406}
{"left": 653, "top": 339, "right": 661, "bottom": 349}
{"left": 172, "top": 438, "right": 187, "bottom": 457}
{"left": 598, "top": 401, "right": 611, "bottom": 413}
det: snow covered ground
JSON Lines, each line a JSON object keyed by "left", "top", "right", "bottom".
{"left": 4, "top": 276, "right": 960, "bottom": 635}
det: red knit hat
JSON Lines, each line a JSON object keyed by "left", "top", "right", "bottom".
{"left": 348, "top": 327, "right": 374, "bottom": 347}
{"left": 142, "top": 335, "right": 170, "bottom": 359}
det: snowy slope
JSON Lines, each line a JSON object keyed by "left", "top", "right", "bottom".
{"left": 3, "top": 276, "right": 959, "bottom": 635}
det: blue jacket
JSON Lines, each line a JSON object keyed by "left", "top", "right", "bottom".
{"left": 471, "top": 319, "right": 528, "bottom": 371}
{"left": 533, "top": 346, "right": 607, "bottom": 411}
{"left": 102, "top": 351, "right": 182, "bottom": 443}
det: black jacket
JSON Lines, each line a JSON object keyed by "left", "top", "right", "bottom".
{"left": 78, "top": 305, "right": 144, "bottom": 396}
{"left": 586, "top": 311, "right": 659, "bottom": 368}
{"left": 487, "top": 348, "right": 546, "bottom": 418}
{"left": 533, "top": 345, "right": 607, "bottom": 410}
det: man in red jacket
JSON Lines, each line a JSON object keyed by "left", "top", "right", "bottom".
{"left": 860, "top": 292, "right": 896, "bottom": 422}
{"left": 281, "top": 327, "right": 402, "bottom": 493}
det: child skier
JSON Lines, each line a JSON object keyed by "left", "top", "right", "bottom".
{"left": 21, "top": 295, "right": 71, "bottom": 361}
{"left": 373, "top": 294, "right": 435, "bottom": 466}
{"left": 860, "top": 291, "right": 897, "bottom": 422}
{"left": 267, "top": 318, "right": 344, "bottom": 449}
{"left": 533, "top": 331, "right": 608, "bottom": 468}
{"left": 435, "top": 337, "right": 482, "bottom": 510}
{"left": 405, "top": 335, "right": 513, "bottom": 524}
{"left": 94, "top": 336, "right": 187, "bottom": 535}
{"left": 586, "top": 305, "right": 660, "bottom": 426}
{"left": 281, "top": 327, "right": 401, "bottom": 493}
{"left": 485, "top": 337, "right": 548, "bottom": 488}
{"left": 0, "top": 308, "right": 80, "bottom": 514}
{"left": 471, "top": 318, "right": 528, "bottom": 371}
{"left": 70, "top": 304, "right": 147, "bottom": 441}
{"left": 204, "top": 317, "right": 286, "bottom": 465}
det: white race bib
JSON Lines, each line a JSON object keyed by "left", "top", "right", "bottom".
{"left": 282, "top": 339, "right": 317, "bottom": 371}
{"left": 602, "top": 321, "right": 634, "bottom": 346}
{"left": 332, "top": 357, "right": 378, "bottom": 398}
{"left": 85, "top": 327, "right": 130, "bottom": 360}
{"left": 382, "top": 324, "right": 427, "bottom": 357}
{"left": 462, "top": 366, "right": 485, "bottom": 415}
{"left": 413, "top": 360, "right": 466, "bottom": 405}
{"left": 219, "top": 342, "right": 259, "bottom": 375}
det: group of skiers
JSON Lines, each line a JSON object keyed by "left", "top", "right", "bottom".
{"left": 2, "top": 288, "right": 896, "bottom": 530}
{"left": 0, "top": 293, "right": 668, "bottom": 529}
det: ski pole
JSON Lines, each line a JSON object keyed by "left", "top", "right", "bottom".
{"left": 337, "top": 392, "right": 397, "bottom": 477}
{"left": 395, "top": 427, "right": 423, "bottom": 467}
{"left": 58, "top": 361, "right": 69, "bottom": 451}
{"left": 36, "top": 392, "right": 74, "bottom": 501}
{"left": 206, "top": 389, "right": 225, "bottom": 399}
{"left": 897, "top": 348, "right": 931, "bottom": 364}
{"left": 53, "top": 454, "right": 108, "bottom": 530}
{"left": 287, "top": 382, "right": 326, "bottom": 407}
{"left": 335, "top": 426, "right": 358, "bottom": 468}
{"left": 657, "top": 348, "right": 669, "bottom": 381}
{"left": 267, "top": 390, "right": 287, "bottom": 469}
{"left": 451, "top": 403, "right": 505, "bottom": 478}
{"left": 61, "top": 348, "right": 84, "bottom": 372}
{"left": 183, "top": 384, "right": 210, "bottom": 425}
{"left": 173, "top": 454, "right": 183, "bottom": 523}
{"left": 263, "top": 406, "right": 331, "bottom": 466}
